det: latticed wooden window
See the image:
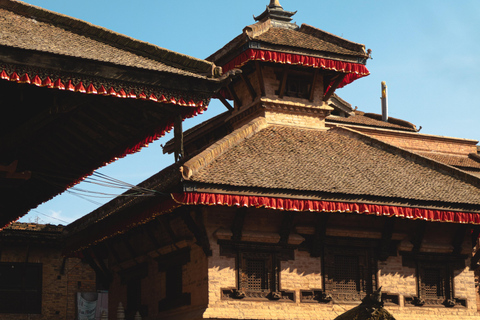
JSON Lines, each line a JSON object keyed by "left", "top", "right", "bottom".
{"left": 324, "top": 246, "right": 376, "bottom": 302}
{"left": 246, "top": 259, "right": 267, "bottom": 291}
{"left": 418, "top": 262, "right": 452, "bottom": 305}
{"left": 238, "top": 251, "right": 277, "bottom": 297}
{"left": 0, "top": 262, "right": 42, "bottom": 314}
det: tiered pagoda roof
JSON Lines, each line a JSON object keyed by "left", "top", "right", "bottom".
{"left": 0, "top": 0, "right": 229, "bottom": 227}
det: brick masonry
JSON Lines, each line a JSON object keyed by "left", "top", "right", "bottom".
{"left": 0, "top": 243, "right": 95, "bottom": 320}
{"left": 201, "top": 208, "right": 480, "bottom": 320}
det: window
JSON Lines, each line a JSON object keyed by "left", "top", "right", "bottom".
{"left": 419, "top": 262, "right": 452, "bottom": 304}
{"left": 238, "top": 251, "right": 277, "bottom": 297}
{"left": 323, "top": 246, "right": 376, "bottom": 302}
{"left": 401, "top": 253, "right": 466, "bottom": 307}
{"left": 0, "top": 263, "right": 42, "bottom": 314}
{"left": 219, "top": 242, "right": 295, "bottom": 301}
{"left": 275, "top": 70, "right": 313, "bottom": 99}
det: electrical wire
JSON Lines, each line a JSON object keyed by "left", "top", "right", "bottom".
{"left": 34, "top": 170, "right": 166, "bottom": 202}
{"left": 29, "top": 209, "right": 70, "bottom": 224}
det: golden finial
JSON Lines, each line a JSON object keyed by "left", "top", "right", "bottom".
{"left": 269, "top": 0, "right": 283, "bottom": 9}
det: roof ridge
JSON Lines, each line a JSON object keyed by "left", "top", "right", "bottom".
{"left": 332, "top": 126, "right": 480, "bottom": 189}
{"left": 0, "top": 0, "right": 215, "bottom": 75}
{"left": 244, "top": 19, "right": 274, "bottom": 39}
{"left": 362, "top": 112, "right": 417, "bottom": 130}
{"left": 299, "top": 24, "right": 367, "bottom": 55}
{"left": 181, "top": 117, "right": 269, "bottom": 180}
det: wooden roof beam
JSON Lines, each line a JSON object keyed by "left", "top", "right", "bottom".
{"left": 174, "top": 113, "right": 184, "bottom": 162}
{"left": 311, "top": 213, "right": 329, "bottom": 257}
{"left": 379, "top": 218, "right": 396, "bottom": 261}
{"left": 411, "top": 220, "right": 427, "bottom": 254}
{"left": 217, "top": 94, "right": 234, "bottom": 111}
{"left": 255, "top": 61, "right": 266, "bottom": 97}
{"left": 279, "top": 211, "right": 295, "bottom": 245}
{"left": 227, "top": 84, "right": 242, "bottom": 110}
{"left": 309, "top": 69, "right": 319, "bottom": 102}
{"left": 231, "top": 207, "right": 247, "bottom": 242}
{"left": 179, "top": 206, "right": 212, "bottom": 256}
{"left": 323, "top": 73, "right": 346, "bottom": 102}
{"left": 452, "top": 224, "right": 468, "bottom": 255}
{"left": 240, "top": 73, "right": 257, "bottom": 101}
{"left": 278, "top": 65, "right": 290, "bottom": 99}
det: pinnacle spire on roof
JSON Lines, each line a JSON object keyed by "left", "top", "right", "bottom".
{"left": 268, "top": 0, "right": 283, "bottom": 9}
{"left": 254, "top": 0, "right": 297, "bottom": 25}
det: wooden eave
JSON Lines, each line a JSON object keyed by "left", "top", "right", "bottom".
{"left": 0, "top": 76, "right": 204, "bottom": 227}
{"left": 180, "top": 181, "right": 480, "bottom": 215}
{"left": 1, "top": 45, "right": 221, "bottom": 95}
{"left": 209, "top": 39, "right": 367, "bottom": 69}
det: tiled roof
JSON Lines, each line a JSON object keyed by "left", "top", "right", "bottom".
{"left": 207, "top": 19, "right": 367, "bottom": 66}
{"left": 326, "top": 112, "right": 417, "bottom": 132}
{"left": 0, "top": 1, "right": 213, "bottom": 77}
{"left": 254, "top": 25, "right": 365, "bottom": 57}
{"left": 417, "top": 152, "right": 480, "bottom": 169}
{"left": 188, "top": 125, "right": 480, "bottom": 205}
{"left": 4, "top": 222, "right": 64, "bottom": 232}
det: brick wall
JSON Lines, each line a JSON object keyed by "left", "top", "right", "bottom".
{"left": 0, "top": 243, "right": 95, "bottom": 320}
{"left": 107, "top": 222, "right": 209, "bottom": 320}
{"left": 201, "top": 207, "right": 480, "bottom": 320}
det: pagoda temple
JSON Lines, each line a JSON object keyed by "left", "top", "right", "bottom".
{"left": 58, "top": 1, "right": 480, "bottom": 320}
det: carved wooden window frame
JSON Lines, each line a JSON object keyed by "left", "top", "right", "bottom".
{"left": 219, "top": 241, "right": 295, "bottom": 301}
{"left": 322, "top": 241, "right": 377, "bottom": 303}
{"left": 238, "top": 251, "right": 277, "bottom": 297}
{"left": 401, "top": 252, "right": 467, "bottom": 308}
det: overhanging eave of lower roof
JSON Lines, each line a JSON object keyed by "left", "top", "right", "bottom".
{"left": 179, "top": 183, "right": 480, "bottom": 220}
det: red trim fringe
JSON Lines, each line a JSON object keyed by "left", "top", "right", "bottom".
{"left": 222, "top": 48, "right": 369, "bottom": 89}
{"left": 172, "top": 192, "right": 480, "bottom": 225}
{"left": 0, "top": 69, "right": 205, "bottom": 107}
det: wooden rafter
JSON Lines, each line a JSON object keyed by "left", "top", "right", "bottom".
{"left": 279, "top": 212, "right": 295, "bottom": 244}
{"left": 174, "top": 113, "right": 184, "bottom": 162}
{"left": 105, "top": 240, "right": 123, "bottom": 267}
{"left": 323, "top": 73, "right": 346, "bottom": 102}
{"left": 142, "top": 223, "right": 161, "bottom": 248}
{"left": 231, "top": 207, "right": 247, "bottom": 242}
{"left": 227, "top": 84, "right": 242, "bottom": 109}
{"left": 411, "top": 220, "right": 427, "bottom": 254}
{"left": 240, "top": 73, "right": 257, "bottom": 101}
{"left": 122, "top": 234, "right": 139, "bottom": 260}
{"left": 309, "top": 69, "right": 319, "bottom": 102}
{"left": 255, "top": 61, "right": 266, "bottom": 97}
{"left": 278, "top": 65, "right": 290, "bottom": 99}
{"left": 179, "top": 206, "right": 212, "bottom": 256}
{"left": 311, "top": 213, "right": 329, "bottom": 257}
{"left": 471, "top": 226, "right": 480, "bottom": 248}
{"left": 379, "top": 218, "right": 396, "bottom": 261}
{"left": 158, "top": 215, "right": 179, "bottom": 246}
{"left": 452, "top": 224, "right": 468, "bottom": 255}
{"left": 217, "top": 94, "right": 234, "bottom": 111}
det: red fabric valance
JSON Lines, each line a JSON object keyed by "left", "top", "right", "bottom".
{"left": 0, "top": 69, "right": 205, "bottom": 107}
{"left": 172, "top": 192, "right": 480, "bottom": 225}
{"left": 221, "top": 48, "right": 370, "bottom": 89}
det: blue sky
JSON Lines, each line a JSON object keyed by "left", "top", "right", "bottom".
{"left": 17, "top": 0, "right": 480, "bottom": 224}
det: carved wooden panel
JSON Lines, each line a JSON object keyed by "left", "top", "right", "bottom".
{"left": 323, "top": 246, "right": 376, "bottom": 302}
